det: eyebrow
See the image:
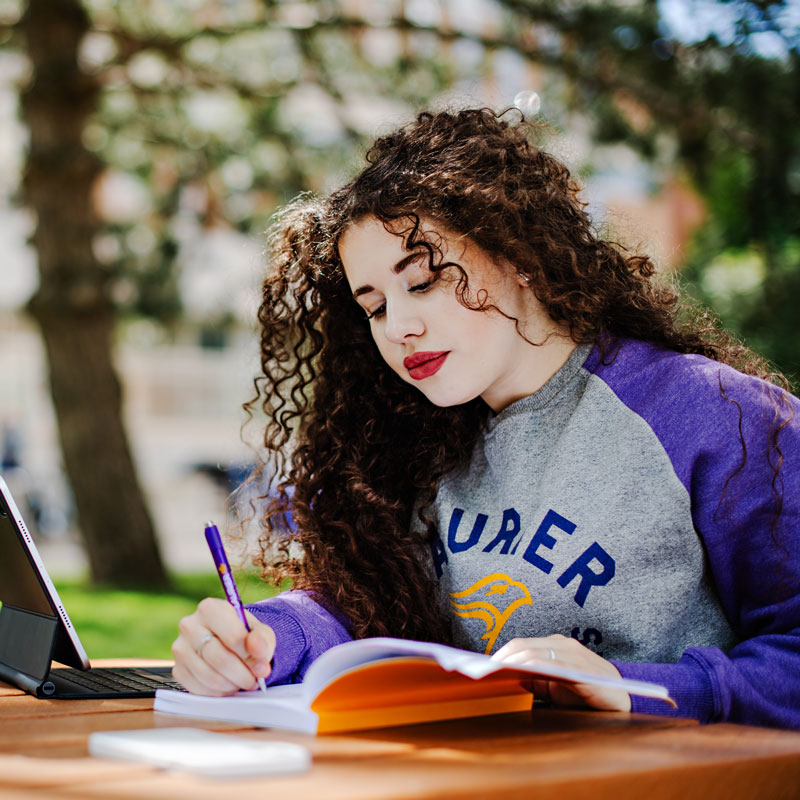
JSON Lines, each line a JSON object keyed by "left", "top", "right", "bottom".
{"left": 351, "top": 254, "right": 424, "bottom": 300}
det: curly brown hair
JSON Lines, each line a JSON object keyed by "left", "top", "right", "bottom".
{"left": 242, "top": 107, "right": 785, "bottom": 643}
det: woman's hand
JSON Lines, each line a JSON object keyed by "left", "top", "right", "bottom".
{"left": 492, "top": 633, "right": 631, "bottom": 712}
{"left": 171, "top": 597, "right": 276, "bottom": 696}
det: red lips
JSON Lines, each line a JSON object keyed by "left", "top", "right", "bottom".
{"left": 403, "top": 351, "right": 449, "bottom": 380}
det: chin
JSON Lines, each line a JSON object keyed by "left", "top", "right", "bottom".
{"left": 396, "top": 370, "right": 480, "bottom": 407}
{"left": 418, "top": 388, "right": 479, "bottom": 408}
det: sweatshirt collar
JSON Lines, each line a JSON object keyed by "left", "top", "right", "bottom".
{"left": 486, "top": 342, "right": 593, "bottom": 431}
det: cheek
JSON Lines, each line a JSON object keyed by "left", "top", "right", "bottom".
{"left": 467, "top": 303, "right": 515, "bottom": 340}
{"left": 372, "top": 333, "right": 397, "bottom": 369}
{"left": 448, "top": 305, "right": 492, "bottom": 343}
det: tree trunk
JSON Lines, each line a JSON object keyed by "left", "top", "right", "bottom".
{"left": 20, "top": 0, "right": 170, "bottom": 588}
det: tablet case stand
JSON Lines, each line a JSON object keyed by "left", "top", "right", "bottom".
{"left": 0, "top": 604, "right": 83, "bottom": 696}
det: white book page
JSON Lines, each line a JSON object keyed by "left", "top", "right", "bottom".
{"left": 154, "top": 684, "right": 319, "bottom": 732}
{"left": 302, "top": 637, "right": 671, "bottom": 703}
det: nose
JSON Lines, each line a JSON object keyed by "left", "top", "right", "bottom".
{"left": 384, "top": 300, "right": 424, "bottom": 344}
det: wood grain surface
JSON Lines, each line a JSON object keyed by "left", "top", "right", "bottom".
{"left": 1, "top": 661, "right": 799, "bottom": 800}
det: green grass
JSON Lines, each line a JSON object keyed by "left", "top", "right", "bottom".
{"left": 48, "top": 571, "right": 281, "bottom": 660}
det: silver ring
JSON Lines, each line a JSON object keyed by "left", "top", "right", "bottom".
{"left": 548, "top": 647, "right": 556, "bottom": 661}
{"left": 195, "top": 632, "right": 216, "bottom": 657}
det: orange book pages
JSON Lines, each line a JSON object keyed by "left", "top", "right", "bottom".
{"left": 311, "top": 657, "right": 534, "bottom": 733}
{"left": 315, "top": 691, "right": 532, "bottom": 734}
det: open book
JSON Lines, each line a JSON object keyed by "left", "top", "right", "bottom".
{"left": 154, "top": 637, "right": 672, "bottom": 734}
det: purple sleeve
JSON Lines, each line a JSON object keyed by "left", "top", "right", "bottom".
{"left": 245, "top": 591, "right": 352, "bottom": 685}
{"left": 615, "top": 636, "right": 800, "bottom": 727}
{"left": 589, "top": 341, "right": 800, "bottom": 727}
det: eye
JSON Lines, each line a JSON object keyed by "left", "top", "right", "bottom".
{"left": 365, "top": 303, "right": 386, "bottom": 320}
{"left": 409, "top": 268, "right": 440, "bottom": 294}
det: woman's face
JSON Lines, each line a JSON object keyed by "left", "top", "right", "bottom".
{"left": 339, "top": 216, "right": 575, "bottom": 412}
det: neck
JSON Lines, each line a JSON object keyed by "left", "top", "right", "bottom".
{"left": 483, "top": 328, "right": 578, "bottom": 413}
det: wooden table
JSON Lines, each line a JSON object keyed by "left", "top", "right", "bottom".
{"left": 2, "top": 661, "right": 800, "bottom": 800}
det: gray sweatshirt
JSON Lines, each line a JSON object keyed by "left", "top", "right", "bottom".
{"left": 423, "top": 343, "right": 736, "bottom": 662}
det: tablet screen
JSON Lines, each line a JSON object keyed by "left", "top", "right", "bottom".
{"left": 0, "top": 474, "right": 89, "bottom": 669}
{"left": 0, "top": 486, "right": 55, "bottom": 616}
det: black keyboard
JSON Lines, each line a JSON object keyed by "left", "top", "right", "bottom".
{"left": 48, "top": 666, "right": 185, "bottom": 697}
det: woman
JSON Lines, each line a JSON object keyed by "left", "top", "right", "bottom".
{"left": 172, "top": 108, "right": 800, "bottom": 727}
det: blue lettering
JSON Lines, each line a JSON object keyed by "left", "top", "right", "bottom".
{"left": 571, "top": 627, "right": 604, "bottom": 657}
{"left": 430, "top": 534, "right": 448, "bottom": 579}
{"left": 557, "top": 542, "right": 616, "bottom": 607}
{"left": 522, "top": 509, "right": 576, "bottom": 573}
{"left": 482, "top": 508, "right": 522, "bottom": 554}
{"left": 447, "top": 508, "right": 488, "bottom": 553}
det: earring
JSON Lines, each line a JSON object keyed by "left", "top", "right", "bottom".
{"left": 517, "top": 271, "right": 531, "bottom": 284}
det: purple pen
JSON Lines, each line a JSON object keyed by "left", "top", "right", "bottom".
{"left": 204, "top": 521, "right": 268, "bottom": 694}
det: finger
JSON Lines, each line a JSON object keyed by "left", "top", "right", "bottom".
{"left": 492, "top": 639, "right": 527, "bottom": 661}
{"left": 496, "top": 632, "right": 579, "bottom": 661}
{"left": 502, "top": 645, "right": 603, "bottom": 676}
{"left": 495, "top": 646, "right": 555, "bottom": 665}
{"left": 175, "top": 608, "right": 212, "bottom": 649}
{"left": 195, "top": 598, "right": 251, "bottom": 660}
{"left": 550, "top": 680, "right": 630, "bottom": 711}
{"left": 194, "top": 630, "right": 262, "bottom": 690}
{"left": 244, "top": 611, "right": 277, "bottom": 660}
{"left": 171, "top": 635, "right": 246, "bottom": 696}
{"left": 171, "top": 659, "right": 240, "bottom": 697}
{"left": 243, "top": 624, "right": 276, "bottom": 679}
{"left": 493, "top": 637, "right": 553, "bottom": 661}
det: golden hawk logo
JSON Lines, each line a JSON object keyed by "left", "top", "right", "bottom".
{"left": 449, "top": 573, "right": 533, "bottom": 655}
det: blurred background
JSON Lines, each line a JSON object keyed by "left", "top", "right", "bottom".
{"left": 0, "top": 0, "right": 798, "bottom": 652}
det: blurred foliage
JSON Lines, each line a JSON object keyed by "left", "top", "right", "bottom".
{"left": 0, "top": 0, "right": 798, "bottom": 376}
{"left": 50, "top": 571, "right": 281, "bottom": 658}
{"left": 492, "top": 0, "right": 800, "bottom": 384}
